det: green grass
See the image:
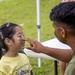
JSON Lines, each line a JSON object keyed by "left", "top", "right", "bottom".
{"left": 0, "top": 0, "right": 61, "bottom": 75}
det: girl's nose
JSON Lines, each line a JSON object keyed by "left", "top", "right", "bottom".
{"left": 21, "top": 36, "right": 26, "bottom": 41}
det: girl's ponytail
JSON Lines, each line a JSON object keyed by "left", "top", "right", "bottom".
{"left": 0, "top": 35, "right": 3, "bottom": 59}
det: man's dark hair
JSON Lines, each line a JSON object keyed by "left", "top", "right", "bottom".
{"left": 50, "top": 2, "right": 75, "bottom": 29}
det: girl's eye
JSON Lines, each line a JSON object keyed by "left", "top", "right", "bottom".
{"left": 18, "top": 35, "right": 22, "bottom": 37}
{"left": 18, "top": 35, "right": 24, "bottom": 38}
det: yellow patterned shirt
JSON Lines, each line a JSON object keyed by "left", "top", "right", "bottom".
{"left": 0, "top": 53, "right": 32, "bottom": 75}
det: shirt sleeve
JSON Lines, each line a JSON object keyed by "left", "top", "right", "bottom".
{"left": 65, "top": 63, "right": 75, "bottom": 75}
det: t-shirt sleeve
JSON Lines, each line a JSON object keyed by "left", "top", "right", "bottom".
{"left": 65, "top": 63, "right": 75, "bottom": 75}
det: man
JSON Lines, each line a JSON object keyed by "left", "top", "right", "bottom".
{"left": 25, "top": 2, "right": 75, "bottom": 75}
{"left": 59, "top": 0, "right": 75, "bottom": 75}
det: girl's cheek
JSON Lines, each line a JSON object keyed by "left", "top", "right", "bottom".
{"left": 19, "top": 37, "right": 22, "bottom": 43}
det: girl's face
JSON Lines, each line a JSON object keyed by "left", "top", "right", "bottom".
{"left": 11, "top": 26, "right": 25, "bottom": 50}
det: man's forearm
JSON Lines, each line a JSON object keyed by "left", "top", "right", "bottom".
{"left": 43, "top": 46, "right": 72, "bottom": 62}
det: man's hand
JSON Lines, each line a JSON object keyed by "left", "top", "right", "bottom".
{"left": 25, "top": 38, "right": 45, "bottom": 53}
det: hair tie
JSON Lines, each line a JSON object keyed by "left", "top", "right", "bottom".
{"left": 6, "top": 23, "right": 10, "bottom": 27}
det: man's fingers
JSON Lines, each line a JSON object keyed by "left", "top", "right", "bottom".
{"left": 25, "top": 38, "right": 31, "bottom": 42}
{"left": 25, "top": 45, "right": 35, "bottom": 50}
{"left": 25, "top": 38, "right": 36, "bottom": 50}
{"left": 25, "top": 38, "right": 34, "bottom": 44}
{"left": 25, "top": 46, "right": 32, "bottom": 50}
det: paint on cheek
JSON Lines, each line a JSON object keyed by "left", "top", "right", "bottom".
{"left": 19, "top": 37, "right": 22, "bottom": 43}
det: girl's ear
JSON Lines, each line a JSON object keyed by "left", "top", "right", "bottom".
{"left": 60, "top": 27, "right": 66, "bottom": 38}
{"left": 4, "top": 38, "right": 12, "bottom": 46}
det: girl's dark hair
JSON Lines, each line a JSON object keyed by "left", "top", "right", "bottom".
{"left": 0, "top": 23, "right": 19, "bottom": 59}
{"left": 50, "top": 2, "right": 75, "bottom": 29}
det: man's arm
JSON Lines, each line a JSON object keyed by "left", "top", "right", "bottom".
{"left": 25, "top": 38, "right": 72, "bottom": 63}
{"left": 43, "top": 46, "right": 72, "bottom": 62}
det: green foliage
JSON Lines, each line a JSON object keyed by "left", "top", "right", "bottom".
{"left": 0, "top": 0, "right": 60, "bottom": 41}
{"left": 0, "top": 0, "right": 61, "bottom": 75}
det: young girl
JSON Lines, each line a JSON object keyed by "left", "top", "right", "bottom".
{"left": 0, "top": 23, "right": 33, "bottom": 75}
